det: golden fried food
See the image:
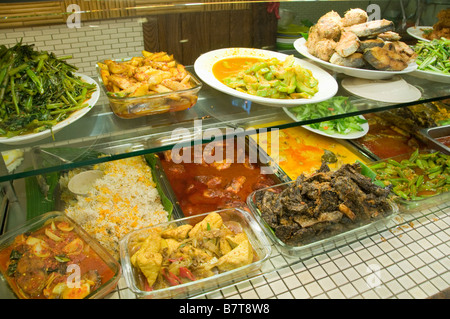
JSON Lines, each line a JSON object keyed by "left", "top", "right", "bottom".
{"left": 424, "top": 9, "right": 450, "bottom": 40}
{"left": 98, "top": 51, "right": 193, "bottom": 98}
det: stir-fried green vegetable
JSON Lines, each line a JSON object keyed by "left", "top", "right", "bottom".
{"left": 367, "top": 149, "right": 450, "bottom": 201}
{"left": 289, "top": 96, "right": 367, "bottom": 135}
{"left": 222, "top": 55, "right": 319, "bottom": 99}
{"left": 0, "top": 41, "right": 96, "bottom": 138}
{"left": 414, "top": 38, "right": 450, "bottom": 75}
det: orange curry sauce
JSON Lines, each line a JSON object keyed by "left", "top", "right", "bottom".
{"left": 212, "top": 57, "right": 263, "bottom": 82}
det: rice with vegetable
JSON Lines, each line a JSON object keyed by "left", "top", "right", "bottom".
{"left": 63, "top": 156, "right": 169, "bottom": 259}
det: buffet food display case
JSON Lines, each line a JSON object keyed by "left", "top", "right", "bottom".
{"left": 0, "top": 0, "right": 449, "bottom": 299}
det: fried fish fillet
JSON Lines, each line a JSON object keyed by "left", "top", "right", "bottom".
{"left": 344, "top": 19, "right": 394, "bottom": 37}
{"left": 363, "top": 45, "right": 408, "bottom": 71}
{"left": 335, "top": 31, "right": 360, "bottom": 57}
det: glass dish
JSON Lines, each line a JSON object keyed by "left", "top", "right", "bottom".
{"left": 247, "top": 181, "right": 399, "bottom": 258}
{"left": 0, "top": 211, "right": 121, "bottom": 299}
{"left": 364, "top": 150, "right": 450, "bottom": 213}
{"left": 96, "top": 59, "right": 202, "bottom": 119}
{"left": 119, "top": 208, "right": 271, "bottom": 299}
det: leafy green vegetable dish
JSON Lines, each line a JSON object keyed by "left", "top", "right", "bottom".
{"left": 0, "top": 41, "right": 97, "bottom": 138}
{"left": 289, "top": 96, "right": 367, "bottom": 136}
{"left": 414, "top": 38, "right": 450, "bottom": 75}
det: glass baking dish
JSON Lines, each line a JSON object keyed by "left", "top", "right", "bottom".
{"left": 247, "top": 180, "right": 399, "bottom": 258}
{"left": 96, "top": 58, "right": 202, "bottom": 119}
{"left": 119, "top": 208, "right": 271, "bottom": 299}
{"left": 0, "top": 211, "right": 121, "bottom": 299}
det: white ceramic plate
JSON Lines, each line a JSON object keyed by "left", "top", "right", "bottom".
{"left": 294, "top": 38, "right": 417, "bottom": 80}
{"left": 0, "top": 73, "right": 99, "bottom": 145}
{"left": 406, "top": 26, "right": 432, "bottom": 42}
{"left": 411, "top": 69, "right": 450, "bottom": 84}
{"left": 193, "top": 47, "right": 338, "bottom": 107}
{"left": 341, "top": 76, "right": 422, "bottom": 103}
{"left": 283, "top": 107, "right": 369, "bottom": 139}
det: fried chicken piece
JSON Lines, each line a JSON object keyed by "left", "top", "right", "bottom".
{"left": 314, "top": 39, "right": 337, "bottom": 61}
{"left": 316, "top": 11, "right": 343, "bottom": 41}
{"left": 342, "top": 8, "right": 368, "bottom": 27}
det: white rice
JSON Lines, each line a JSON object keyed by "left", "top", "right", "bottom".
{"left": 63, "top": 156, "right": 169, "bottom": 259}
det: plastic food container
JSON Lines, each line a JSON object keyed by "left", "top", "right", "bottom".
{"left": 119, "top": 208, "right": 271, "bottom": 299}
{"left": 247, "top": 181, "right": 399, "bottom": 258}
{"left": 96, "top": 60, "right": 202, "bottom": 119}
{"left": 0, "top": 211, "right": 121, "bottom": 299}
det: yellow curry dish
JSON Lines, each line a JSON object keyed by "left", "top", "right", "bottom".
{"left": 252, "top": 124, "right": 368, "bottom": 179}
{"left": 120, "top": 210, "right": 271, "bottom": 298}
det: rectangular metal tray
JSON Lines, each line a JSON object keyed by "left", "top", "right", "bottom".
{"left": 419, "top": 124, "right": 450, "bottom": 155}
{"left": 151, "top": 135, "right": 291, "bottom": 218}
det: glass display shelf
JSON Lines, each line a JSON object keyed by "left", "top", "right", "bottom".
{"left": 1, "top": 54, "right": 450, "bottom": 183}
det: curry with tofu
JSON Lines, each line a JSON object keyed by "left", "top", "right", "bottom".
{"left": 128, "top": 212, "right": 256, "bottom": 291}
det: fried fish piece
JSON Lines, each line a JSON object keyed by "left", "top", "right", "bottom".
{"left": 363, "top": 46, "right": 408, "bottom": 71}
{"left": 344, "top": 19, "right": 394, "bottom": 38}
{"left": 335, "top": 31, "right": 360, "bottom": 57}
{"left": 329, "top": 52, "right": 366, "bottom": 68}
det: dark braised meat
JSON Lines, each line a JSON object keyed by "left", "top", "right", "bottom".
{"left": 254, "top": 163, "right": 393, "bottom": 246}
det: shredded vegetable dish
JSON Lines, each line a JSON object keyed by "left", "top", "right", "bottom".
{"left": 213, "top": 55, "right": 319, "bottom": 99}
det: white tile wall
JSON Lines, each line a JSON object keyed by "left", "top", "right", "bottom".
{"left": 2, "top": 18, "right": 145, "bottom": 79}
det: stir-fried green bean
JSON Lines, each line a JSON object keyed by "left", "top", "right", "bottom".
{"left": 367, "top": 149, "right": 450, "bottom": 201}
{"left": 222, "top": 55, "right": 319, "bottom": 99}
{"left": 0, "top": 41, "right": 96, "bottom": 138}
{"left": 414, "top": 38, "right": 450, "bottom": 75}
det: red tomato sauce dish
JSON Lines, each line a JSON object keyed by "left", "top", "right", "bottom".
{"left": 0, "top": 212, "right": 120, "bottom": 299}
{"left": 159, "top": 138, "right": 285, "bottom": 217}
